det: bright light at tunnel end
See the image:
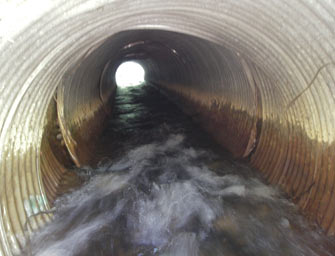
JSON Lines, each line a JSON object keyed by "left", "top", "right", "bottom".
{"left": 115, "top": 61, "right": 145, "bottom": 88}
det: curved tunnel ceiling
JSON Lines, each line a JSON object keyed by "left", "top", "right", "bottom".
{"left": 0, "top": 0, "right": 335, "bottom": 255}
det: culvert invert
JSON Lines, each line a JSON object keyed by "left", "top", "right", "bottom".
{"left": 0, "top": 0, "right": 335, "bottom": 255}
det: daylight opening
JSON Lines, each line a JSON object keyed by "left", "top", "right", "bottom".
{"left": 115, "top": 61, "right": 145, "bottom": 88}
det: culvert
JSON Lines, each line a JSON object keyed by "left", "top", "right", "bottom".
{"left": 0, "top": 0, "right": 335, "bottom": 255}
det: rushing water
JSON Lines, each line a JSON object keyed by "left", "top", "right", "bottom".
{"left": 25, "top": 84, "right": 335, "bottom": 256}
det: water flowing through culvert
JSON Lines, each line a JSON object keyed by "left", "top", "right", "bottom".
{"left": 25, "top": 84, "right": 335, "bottom": 256}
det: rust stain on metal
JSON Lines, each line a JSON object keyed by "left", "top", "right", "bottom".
{"left": 40, "top": 97, "right": 83, "bottom": 206}
{"left": 0, "top": 1, "right": 335, "bottom": 255}
{"left": 156, "top": 57, "right": 335, "bottom": 238}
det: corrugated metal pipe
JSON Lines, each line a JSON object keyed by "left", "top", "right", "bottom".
{"left": 0, "top": 0, "right": 335, "bottom": 255}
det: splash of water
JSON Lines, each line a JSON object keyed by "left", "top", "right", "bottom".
{"left": 26, "top": 134, "right": 334, "bottom": 256}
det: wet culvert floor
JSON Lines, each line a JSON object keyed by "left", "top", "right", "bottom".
{"left": 25, "top": 84, "right": 335, "bottom": 256}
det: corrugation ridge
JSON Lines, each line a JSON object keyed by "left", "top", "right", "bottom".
{"left": 0, "top": 0, "right": 334, "bottom": 254}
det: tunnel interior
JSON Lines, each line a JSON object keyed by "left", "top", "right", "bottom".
{"left": 1, "top": 1, "right": 335, "bottom": 255}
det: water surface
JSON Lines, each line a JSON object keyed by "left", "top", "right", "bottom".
{"left": 26, "top": 84, "right": 335, "bottom": 256}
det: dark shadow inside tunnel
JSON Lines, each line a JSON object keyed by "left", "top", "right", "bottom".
{"left": 40, "top": 29, "right": 264, "bottom": 205}
{"left": 1, "top": 2, "right": 335, "bottom": 255}
{"left": 9, "top": 27, "right": 335, "bottom": 255}
{"left": 33, "top": 80, "right": 335, "bottom": 256}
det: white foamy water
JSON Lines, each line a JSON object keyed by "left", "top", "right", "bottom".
{"left": 26, "top": 134, "right": 334, "bottom": 256}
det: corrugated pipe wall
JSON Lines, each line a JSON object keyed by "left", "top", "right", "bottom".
{"left": 0, "top": 1, "right": 335, "bottom": 255}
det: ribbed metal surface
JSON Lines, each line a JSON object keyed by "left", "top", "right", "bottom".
{"left": 40, "top": 98, "right": 83, "bottom": 206}
{"left": 56, "top": 39, "right": 117, "bottom": 167}
{"left": 0, "top": 0, "right": 335, "bottom": 255}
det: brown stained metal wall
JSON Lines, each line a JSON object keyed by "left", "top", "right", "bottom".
{"left": 40, "top": 138, "right": 83, "bottom": 205}
{"left": 149, "top": 48, "right": 260, "bottom": 158}
{"left": 56, "top": 40, "right": 117, "bottom": 167}
{"left": 0, "top": 0, "right": 335, "bottom": 255}
{"left": 250, "top": 62, "right": 335, "bottom": 232}
{"left": 40, "top": 98, "right": 83, "bottom": 207}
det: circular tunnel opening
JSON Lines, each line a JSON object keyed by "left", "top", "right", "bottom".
{"left": 34, "top": 28, "right": 335, "bottom": 255}
{"left": 0, "top": 1, "right": 335, "bottom": 255}
{"left": 115, "top": 61, "right": 146, "bottom": 88}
